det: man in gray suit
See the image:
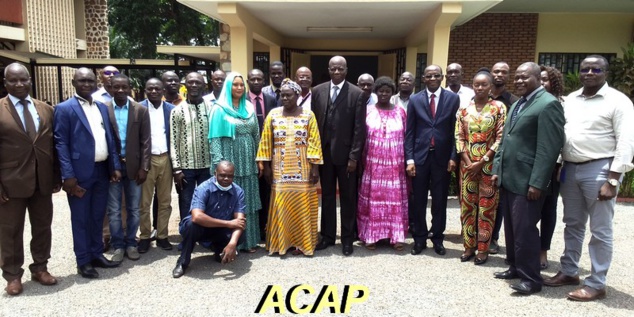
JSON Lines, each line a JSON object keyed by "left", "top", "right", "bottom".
{"left": 492, "top": 62, "right": 564, "bottom": 295}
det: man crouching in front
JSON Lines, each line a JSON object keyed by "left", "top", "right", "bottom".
{"left": 172, "top": 160, "right": 246, "bottom": 278}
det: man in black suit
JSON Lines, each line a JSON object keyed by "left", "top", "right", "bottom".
{"left": 405, "top": 65, "right": 460, "bottom": 256}
{"left": 247, "top": 68, "right": 278, "bottom": 240}
{"left": 312, "top": 56, "right": 367, "bottom": 256}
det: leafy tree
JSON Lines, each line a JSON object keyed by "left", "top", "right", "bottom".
{"left": 108, "top": 0, "right": 219, "bottom": 59}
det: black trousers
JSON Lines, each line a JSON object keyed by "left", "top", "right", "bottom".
{"left": 258, "top": 176, "right": 271, "bottom": 240}
{"left": 540, "top": 174, "right": 560, "bottom": 251}
{"left": 409, "top": 151, "right": 451, "bottom": 245}
{"left": 500, "top": 188, "right": 545, "bottom": 286}
{"left": 319, "top": 148, "right": 358, "bottom": 245}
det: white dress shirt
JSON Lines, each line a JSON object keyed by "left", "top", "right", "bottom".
{"left": 298, "top": 91, "right": 312, "bottom": 111}
{"left": 562, "top": 83, "right": 634, "bottom": 173}
{"left": 76, "top": 94, "right": 109, "bottom": 162}
{"left": 148, "top": 101, "right": 169, "bottom": 155}
{"left": 445, "top": 86, "right": 475, "bottom": 110}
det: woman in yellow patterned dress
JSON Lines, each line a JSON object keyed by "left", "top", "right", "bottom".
{"left": 256, "top": 79, "right": 323, "bottom": 256}
{"left": 455, "top": 70, "right": 506, "bottom": 265}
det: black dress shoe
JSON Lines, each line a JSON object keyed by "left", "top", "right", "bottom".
{"left": 510, "top": 281, "right": 541, "bottom": 295}
{"left": 342, "top": 244, "right": 353, "bottom": 256}
{"left": 315, "top": 240, "right": 334, "bottom": 251}
{"left": 138, "top": 239, "right": 151, "bottom": 253}
{"left": 77, "top": 264, "right": 99, "bottom": 279}
{"left": 433, "top": 243, "right": 446, "bottom": 255}
{"left": 91, "top": 255, "right": 120, "bottom": 268}
{"left": 494, "top": 269, "right": 519, "bottom": 280}
{"left": 172, "top": 263, "right": 185, "bottom": 278}
{"left": 411, "top": 242, "right": 426, "bottom": 255}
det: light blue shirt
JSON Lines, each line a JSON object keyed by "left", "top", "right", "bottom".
{"left": 113, "top": 99, "right": 129, "bottom": 157}
{"left": 92, "top": 87, "right": 112, "bottom": 104}
{"left": 9, "top": 94, "right": 40, "bottom": 133}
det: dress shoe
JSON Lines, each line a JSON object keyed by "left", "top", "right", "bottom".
{"left": 172, "top": 262, "right": 186, "bottom": 278}
{"left": 567, "top": 285, "right": 606, "bottom": 301}
{"left": 138, "top": 239, "right": 151, "bottom": 253}
{"left": 156, "top": 238, "right": 173, "bottom": 250}
{"left": 510, "top": 281, "right": 542, "bottom": 295}
{"left": 342, "top": 244, "right": 354, "bottom": 256}
{"left": 494, "top": 269, "right": 519, "bottom": 280}
{"left": 31, "top": 271, "right": 58, "bottom": 285}
{"left": 489, "top": 239, "right": 500, "bottom": 254}
{"left": 91, "top": 255, "right": 120, "bottom": 268}
{"left": 411, "top": 242, "right": 427, "bottom": 255}
{"left": 315, "top": 240, "right": 334, "bottom": 251}
{"left": 433, "top": 243, "right": 446, "bottom": 255}
{"left": 544, "top": 271, "right": 580, "bottom": 287}
{"left": 77, "top": 264, "right": 99, "bottom": 279}
{"left": 5, "top": 279, "right": 22, "bottom": 296}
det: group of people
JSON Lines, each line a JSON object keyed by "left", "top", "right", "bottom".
{"left": 1, "top": 54, "right": 632, "bottom": 303}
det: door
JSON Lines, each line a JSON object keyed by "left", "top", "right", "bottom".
{"left": 377, "top": 53, "right": 396, "bottom": 79}
{"left": 291, "top": 52, "right": 311, "bottom": 76}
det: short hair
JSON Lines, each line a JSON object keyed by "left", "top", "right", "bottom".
{"left": 216, "top": 160, "right": 235, "bottom": 170}
{"left": 373, "top": 76, "right": 396, "bottom": 94}
{"left": 539, "top": 65, "right": 564, "bottom": 99}
{"left": 270, "top": 61, "right": 284, "bottom": 68}
{"left": 585, "top": 54, "right": 609, "bottom": 69}
{"left": 111, "top": 73, "right": 130, "bottom": 85}
{"left": 145, "top": 77, "right": 163, "bottom": 87}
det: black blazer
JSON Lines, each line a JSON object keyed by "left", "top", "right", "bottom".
{"left": 405, "top": 89, "right": 460, "bottom": 166}
{"left": 312, "top": 80, "right": 367, "bottom": 165}
{"left": 255, "top": 93, "right": 278, "bottom": 132}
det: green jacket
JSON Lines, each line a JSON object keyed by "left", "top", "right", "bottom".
{"left": 492, "top": 89, "right": 564, "bottom": 195}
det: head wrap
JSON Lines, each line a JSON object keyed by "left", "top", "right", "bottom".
{"left": 208, "top": 72, "right": 254, "bottom": 139}
{"left": 281, "top": 78, "right": 301, "bottom": 95}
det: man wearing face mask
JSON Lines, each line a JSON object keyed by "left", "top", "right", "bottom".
{"left": 172, "top": 160, "right": 246, "bottom": 278}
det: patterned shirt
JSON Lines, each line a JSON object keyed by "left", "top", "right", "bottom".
{"left": 170, "top": 101, "right": 211, "bottom": 170}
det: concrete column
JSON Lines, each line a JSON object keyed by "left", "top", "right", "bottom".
{"left": 427, "top": 25, "right": 452, "bottom": 72}
{"left": 405, "top": 46, "right": 418, "bottom": 74}
{"left": 230, "top": 26, "right": 253, "bottom": 76}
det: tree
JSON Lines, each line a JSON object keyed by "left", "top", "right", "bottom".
{"left": 108, "top": 0, "right": 220, "bottom": 59}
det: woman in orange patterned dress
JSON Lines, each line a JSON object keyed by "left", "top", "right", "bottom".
{"left": 455, "top": 71, "right": 506, "bottom": 265}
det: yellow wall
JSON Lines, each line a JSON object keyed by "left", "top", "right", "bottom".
{"left": 536, "top": 13, "right": 633, "bottom": 59}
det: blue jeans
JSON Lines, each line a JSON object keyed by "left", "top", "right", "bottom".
{"left": 107, "top": 167, "right": 141, "bottom": 249}
{"left": 177, "top": 168, "right": 211, "bottom": 221}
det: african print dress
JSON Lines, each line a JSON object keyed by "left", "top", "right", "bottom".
{"left": 455, "top": 99, "right": 505, "bottom": 252}
{"left": 210, "top": 111, "right": 262, "bottom": 250}
{"left": 357, "top": 104, "right": 409, "bottom": 245}
{"left": 256, "top": 108, "right": 323, "bottom": 255}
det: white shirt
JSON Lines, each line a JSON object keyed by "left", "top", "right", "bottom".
{"left": 203, "top": 92, "right": 218, "bottom": 106}
{"left": 562, "top": 83, "right": 634, "bottom": 173}
{"left": 8, "top": 94, "right": 40, "bottom": 132}
{"left": 148, "top": 101, "right": 169, "bottom": 155}
{"left": 445, "top": 86, "right": 475, "bottom": 109}
{"left": 426, "top": 88, "right": 442, "bottom": 113}
{"left": 298, "top": 91, "right": 312, "bottom": 111}
{"left": 390, "top": 93, "right": 410, "bottom": 110}
{"left": 91, "top": 87, "right": 111, "bottom": 104}
{"left": 367, "top": 93, "right": 378, "bottom": 105}
{"left": 76, "top": 94, "right": 108, "bottom": 162}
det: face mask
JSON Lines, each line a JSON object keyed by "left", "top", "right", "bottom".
{"left": 215, "top": 180, "right": 233, "bottom": 191}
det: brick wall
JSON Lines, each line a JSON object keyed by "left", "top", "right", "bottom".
{"left": 448, "top": 13, "right": 538, "bottom": 91}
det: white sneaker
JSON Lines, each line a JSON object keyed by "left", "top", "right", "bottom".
{"left": 111, "top": 249, "right": 125, "bottom": 262}
{"left": 126, "top": 247, "right": 140, "bottom": 261}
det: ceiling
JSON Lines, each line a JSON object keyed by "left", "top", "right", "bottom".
{"left": 179, "top": 1, "right": 502, "bottom": 40}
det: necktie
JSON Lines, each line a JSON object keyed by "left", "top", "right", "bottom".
{"left": 510, "top": 96, "right": 527, "bottom": 126}
{"left": 20, "top": 100, "right": 36, "bottom": 140}
{"left": 331, "top": 86, "right": 339, "bottom": 104}
{"left": 256, "top": 96, "right": 264, "bottom": 117}
{"left": 430, "top": 94, "right": 436, "bottom": 146}
{"left": 275, "top": 89, "right": 280, "bottom": 101}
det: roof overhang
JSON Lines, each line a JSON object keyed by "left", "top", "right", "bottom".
{"left": 156, "top": 45, "right": 221, "bottom": 62}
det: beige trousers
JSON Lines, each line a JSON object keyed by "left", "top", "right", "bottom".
{"left": 139, "top": 154, "right": 173, "bottom": 240}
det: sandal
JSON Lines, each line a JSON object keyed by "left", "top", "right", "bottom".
{"left": 474, "top": 252, "right": 488, "bottom": 265}
{"left": 460, "top": 248, "right": 476, "bottom": 262}
{"left": 393, "top": 243, "right": 404, "bottom": 251}
{"left": 365, "top": 243, "right": 376, "bottom": 250}
{"left": 245, "top": 248, "right": 257, "bottom": 253}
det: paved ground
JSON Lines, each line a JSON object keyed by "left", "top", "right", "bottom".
{"left": 2, "top": 190, "right": 634, "bottom": 316}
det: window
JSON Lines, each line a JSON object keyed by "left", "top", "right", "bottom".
{"left": 538, "top": 53, "right": 616, "bottom": 74}
{"left": 253, "top": 53, "right": 270, "bottom": 84}
{"left": 414, "top": 53, "right": 428, "bottom": 92}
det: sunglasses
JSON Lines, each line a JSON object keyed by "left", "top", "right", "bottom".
{"left": 104, "top": 70, "right": 120, "bottom": 76}
{"left": 579, "top": 68, "right": 603, "bottom": 74}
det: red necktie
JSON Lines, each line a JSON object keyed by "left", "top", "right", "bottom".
{"left": 430, "top": 94, "right": 436, "bottom": 146}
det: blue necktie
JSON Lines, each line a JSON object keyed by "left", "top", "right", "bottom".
{"left": 510, "top": 96, "right": 526, "bottom": 126}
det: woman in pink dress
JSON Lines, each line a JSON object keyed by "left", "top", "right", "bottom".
{"left": 357, "top": 76, "right": 408, "bottom": 250}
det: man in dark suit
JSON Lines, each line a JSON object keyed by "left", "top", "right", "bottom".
{"left": 405, "top": 65, "right": 460, "bottom": 256}
{"left": 492, "top": 62, "right": 564, "bottom": 295}
{"left": 312, "top": 55, "right": 367, "bottom": 256}
{"left": 247, "top": 68, "right": 278, "bottom": 240}
{"left": 54, "top": 67, "right": 122, "bottom": 279}
{"left": 0, "top": 63, "right": 61, "bottom": 295}
{"left": 139, "top": 78, "right": 175, "bottom": 253}
{"left": 105, "top": 74, "right": 151, "bottom": 262}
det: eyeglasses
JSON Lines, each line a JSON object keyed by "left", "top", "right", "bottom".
{"left": 424, "top": 74, "right": 443, "bottom": 79}
{"left": 103, "top": 70, "right": 120, "bottom": 76}
{"left": 579, "top": 68, "right": 604, "bottom": 74}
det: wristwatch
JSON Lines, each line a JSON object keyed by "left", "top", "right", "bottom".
{"left": 607, "top": 179, "right": 620, "bottom": 187}
{"left": 482, "top": 155, "right": 490, "bottom": 162}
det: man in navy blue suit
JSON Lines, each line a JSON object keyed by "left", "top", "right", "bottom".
{"left": 54, "top": 67, "right": 122, "bottom": 279}
{"left": 405, "top": 64, "right": 460, "bottom": 256}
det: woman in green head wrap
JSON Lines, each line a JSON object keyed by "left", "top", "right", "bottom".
{"left": 209, "top": 72, "right": 262, "bottom": 252}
